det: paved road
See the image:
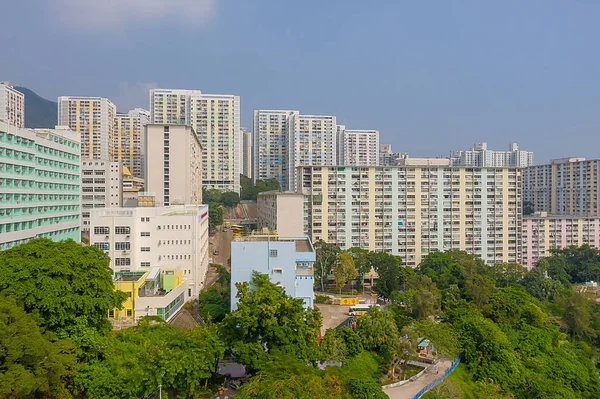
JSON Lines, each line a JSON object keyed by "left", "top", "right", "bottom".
{"left": 211, "top": 228, "right": 233, "bottom": 270}
{"left": 385, "top": 358, "right": 453, "bottom": 399}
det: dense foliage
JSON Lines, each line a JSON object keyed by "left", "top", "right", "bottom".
{"left": 240, "top": 175, "right": 281, "bottom": 201}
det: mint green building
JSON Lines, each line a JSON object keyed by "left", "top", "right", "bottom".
{"left": 0, "top": 121, "right": 81, "bottom": 250}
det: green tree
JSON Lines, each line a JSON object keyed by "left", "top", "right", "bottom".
{"left": 356, "top": 307, "right": 399, "bottom": 351}
{"left": 74, "top": 320, "right": 226, "bottom": 399}
{"left": 197, "top": 286, "right": 229, "bottom": 322}
{"left": 556, "top": 290, "right": 594, "bottom": 339}
{"left": 369, "top": 252, "right": 407, "bottom": 300}
{"left": 493, "top": 263, "right": 526, "bottom": 287}
{"left": 314, "top": 240, "right": 341, "bottom": 292}
{"left": 319, "top": 329, "right": 348, "bottom": 362}
{"left": 0, "top": 296, "right": 77, "bottom": 398}
{"left": 221, "top": 191, "right": 241, "bottom": 207}
{"left": 223, "top": 272, "right": 322, "bottom": 371}
{"left": 0, "top": 238, "right": 126, "bottom": 336}
{"left": 405, "top": 275, "right": 442, "bottom": 319}
{"left": 208, "top": 202, "right": 224, "bottom": 231}
{"left": 333, "top": 252, "right": 358, "bottom": 293}
{"left": 203, "top": 188, "right": 223, "bottom": 204}
{"left": 346, "top": 248, "right": 371, "bottom": 292}
{"left": 337, "top": 327, "right": 363, "bottom": 357}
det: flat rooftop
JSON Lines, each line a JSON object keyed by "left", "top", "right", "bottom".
{"left": 295, "top": 239, "right": 312, "bottom": 252}
{"left": 234, "top": 235, "right": 314, "bottom": 253}
{"left": 114, "top": 274, "right": 145, "bottom": 282}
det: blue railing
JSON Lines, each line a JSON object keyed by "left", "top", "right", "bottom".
{"left": 412, "top": 355, "right": 461, "bottom": 399}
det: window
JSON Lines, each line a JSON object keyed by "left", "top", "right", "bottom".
{"left": 141, "top": 217, "right": 150, "bottom": 222}
{"left": 270, "top": 249, "right": 278, "bottom": 258}
{"left": 94, "top": 226, "right": 109, "bottom": 235}
{"left": 272, "top": 268, "right": 283, "bottom": 274}
{"left": 115, "top": 242, "right": 130, "bottom": 251}
{"left": 126, "top": 309, "right": 132, "bottom": 317}
{"left": 115, "top": 258, "right": 131, "bottom": 266}
{"left": 94, "top": 242, "right": 109, "bottom": 251}
{"left": 141, "top": 247, "right": 150, "bottom": 252}
{"left": 141, "top": 232, "right": 150, "bottom": 237}
{"left": 108, "top": 309, "right": 114, "bottom": 318}
{"left": 141, "top": 262, "right": 151, "bottom": 267}
{"left": 115, "top": 226, "right": 130, "bottom": 234}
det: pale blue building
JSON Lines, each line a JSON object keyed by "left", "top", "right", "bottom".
{"left": 230, "top": 236, "right": 315, "bottom": 310}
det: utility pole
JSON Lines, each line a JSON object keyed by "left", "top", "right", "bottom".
{"left": 159, "top": 383, "right": 162, "bottom": 399}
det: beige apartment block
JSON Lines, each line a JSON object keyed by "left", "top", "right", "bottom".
{"left": 257, "top": 191, "right": 305, "bottom": 237}
{"left": 58, "top": 96, "right": 116, "bottom": 160}
{"left": 114, "top": 108, "right": 150, "bottom": 179}
{"left": 523, "top": 158, "right": 600, "bottom": 217}
{"left": 298, "top": 165, "right": 522, "bottom": 267}
{"left": 144, "top": 124, "right": 202, "bottom": 207}
{"left": 0, "top": 82, "right": 24, "bottom": 128}
{"left": 337, "top": 127, "right": 379, "bottom": 166}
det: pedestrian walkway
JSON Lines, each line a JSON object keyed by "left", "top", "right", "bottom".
{"left": 385, "top": 358, "right": 453, "bottom": 399}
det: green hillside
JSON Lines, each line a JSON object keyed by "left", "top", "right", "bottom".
{"left": 15, "top": 86, "right": 57, "bottom": 128}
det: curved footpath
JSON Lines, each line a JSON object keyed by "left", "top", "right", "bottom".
{"left": 385, "top": 358, "right": 453, "bottom": 399}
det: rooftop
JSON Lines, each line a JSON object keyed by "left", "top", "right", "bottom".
{"left": 234, "top": 235, "right": 314, "bottom": 253}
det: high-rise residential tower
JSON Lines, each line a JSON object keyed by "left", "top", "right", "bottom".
{"left": 145, "top": 124, "right": 203, "bottom": 207}
{"left": 337, "top": 126, "right": 379, "bottom": 166}
{"left": 288, "top": 114, "right": 337, "bottom": 190}
{"left": 299, "top": 165, "right": 522, "bottom": 267}
{"left": 58, "top": 96, "right": 116, "bottom": 160}
{"left": 114, "top": 108, "right": 150, "bottom": 179}
{"left": 149, "top": 89, "right": 241, "bottom": 193}
{"left": 253, "top": 110, "right": 299, "bottom": 188}
{"left": 523, "top": 157, "right": 600, "bottom": 217}
{"left": 0, "top": 82, "right": 24, "bottom": 128}
{"left": 241, "top": 128, "right": 252, "bottom": 178}
{"left": 451, "top": 142, "right": 534, "bottom": 167}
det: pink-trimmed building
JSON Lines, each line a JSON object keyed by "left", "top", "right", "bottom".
{"left": 522, "top": 212, "right": 600, "bottom": 269}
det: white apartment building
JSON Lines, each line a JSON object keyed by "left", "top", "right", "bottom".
{"left": 522, "top": 213, "right": 600, "bottom": 269}
{"left": 298, "top": 165, "right": 522, "bottom": 267}
{"left": 150, "top": 89, "right": 241, "bottom": 193}
{"left": 81, "top": 160, "right": 122, "bottom": 233}
{"left": 396, "top": 157, "right": 451, "bottom": 167}
{"left": 253, "top": 110, "right": 299, "bottom": 188}
{"left": 114, "top": 108, "right": 150, "bottom": 179}
{"left": 379, "top": 144, "right": 408, "bottom": 166}
{"left": 337, "top": 127, "right": 379, "bottom": 166}
{"left": 242, "top": 128, "right": 252, "bottom": 178}
{"left": 0, "top": 121, "right": 81, "bottom": 250}
{"left": 89, "top": 205, "right": 210, "bottom": 301}
{"left": 288, "top": 114, "right": 337, "bottom": 191}
{"left": 58, "top": 96, "right": 116, "bottom": 160}
{"left": 144, "top": 124, "right": 202, "bottom": 207}
{"left": 523, "top": 157, "right": 600, "bottom": 217}
{"left": 257, "top": 191, "right": 305, "bottom": 237}
{"left": 0, "top": 82, "right": 24, "bottom": 128}
{"left": 451, "top": 142, "right": 534, "bottom": 167}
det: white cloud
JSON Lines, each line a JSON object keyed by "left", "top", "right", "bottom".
{"left": 49, "top": 0, "right": 216, "bottom": 30}
{"left": 111, "top": 81, "right": 158, "bottom": 112}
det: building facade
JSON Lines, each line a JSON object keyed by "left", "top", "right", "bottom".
{"left": 145, "top": 124, "right": 202, "bottom": 207}
{"left": 89, "top": 205, "right": 210, "bottom": 303}
{"left": 114, "top": 108, "right": 150, "bottom": 179}
{"left": 230, "top": 236, "right": 315, "bottom": 310}
{"left": 451, "top": 142, "right": 534, "bottom": 167}
{"left": 150, "top": 89, "right": 241, "bottom": 193}
{"left": 298, "top": 165, "right": 522, "bottom": 267}
{"left": 337, "top": 127, "right": 379, "bottom": 166}
{"left": 522, "top": 213, "right": 600, "bottom": 269}
{"left": 242, "top": 128, "right": 252, "bottom": 178}
{"left": 288, "top": 114, "right": 337, "bottom": 191}
{"left": 81, "top": 160, "right": 122, "bottom": 233}
{"left": 257, "top": 191, "right": 305, "bottom": 237}
{"left": 58, "top": 96, "right": 116, "bottom": 160}
{"left": 523, "top": 158, "right": 600, "bottom": 217}
{"left": 379, "top": 144, "right": 408, "bottom": 166}
{"left": 0, "top": 122, "right": 81, "bottom": 250}
{"left": 253, "top": 110, "right": 299, "bottom": 188}
{"left": 0, "top": 82, "right": 24, "bottom": 128}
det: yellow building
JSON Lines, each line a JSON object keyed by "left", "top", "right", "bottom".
{"left": 299, "top": 165, "right": 522, "bottom": 267}
{"left": 110, "top": 266, "right": 186, "bottom": 329}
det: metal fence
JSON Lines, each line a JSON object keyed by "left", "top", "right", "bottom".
{"left": 412, "top": 355, "right": 461, "bottom": 399}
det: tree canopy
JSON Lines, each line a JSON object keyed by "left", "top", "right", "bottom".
{"left": 0, "top": 238, "right": 126, "bottom": 337}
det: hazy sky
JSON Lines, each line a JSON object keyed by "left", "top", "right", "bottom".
{"left": 3, "top": 0, "right": 600, "bottom": 163}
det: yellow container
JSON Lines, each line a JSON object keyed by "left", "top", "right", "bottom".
{"left": 339, "top": 297, "right": 359, "bottom": 305}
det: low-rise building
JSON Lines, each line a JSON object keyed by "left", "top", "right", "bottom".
{"left": 257, "top": 191, "right": 305, "bottom": 237}
{"left": 110, "top": 267, "right": 187, "bottom": 328}
{"left": 522, "top": 212, "right": 600, "bottom": 269}
{"left": 81, "top": 159, "right": 122, "bottom": 232}
{"left": 122, "top": 166, "right": 145, "bottom": 207}
{"left": 0, "top": 122, "right": 81, "bottom": 250}
{"left": 230, "top": 235, "right": 315, "bottom": 310}
{"left": 89, "top": 205, "right": 209, "bottom": 303}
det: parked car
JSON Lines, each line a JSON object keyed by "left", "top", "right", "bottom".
{"left": 214, "top": 249, "right": 219, "bottom": 256}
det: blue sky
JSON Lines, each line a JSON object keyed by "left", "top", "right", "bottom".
{"left": 2, "top": 0, "right": 600, "bottom": 163}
